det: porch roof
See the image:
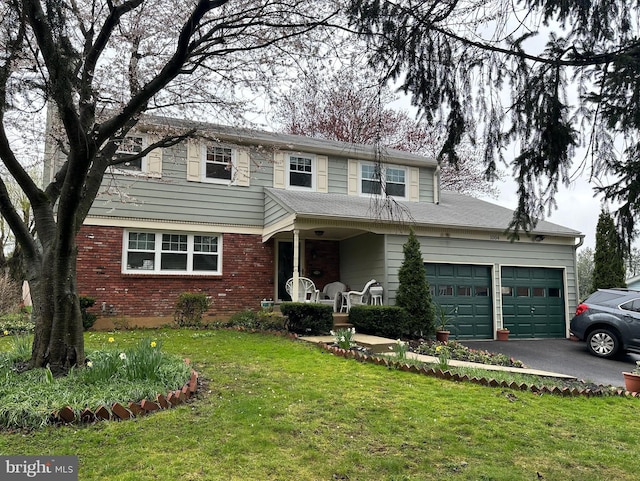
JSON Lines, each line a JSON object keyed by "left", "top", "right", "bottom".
{"left": 264, "top": 188, "right": 582, "bottom": 240}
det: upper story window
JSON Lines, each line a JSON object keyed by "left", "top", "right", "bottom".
{"left": 204, "top": 145, "right": 235, "bottom": 183}
{"left": 111, "top": 133, "right": 162, "bottom": 178}
{"left": 287, "top": 154, "right": 315, "bottom": 190}
{"left": 360, "top": 162, "right": 407, "bottom": 199}
{"left": 116, "top": 135, "right": 145, "bottom": 172}
{"left": 123, "top": 230, "right": 221, "bottom": 275}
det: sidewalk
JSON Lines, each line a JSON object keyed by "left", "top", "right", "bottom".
{"left": 300, "top": 334, "right": 576, "bottom": 380}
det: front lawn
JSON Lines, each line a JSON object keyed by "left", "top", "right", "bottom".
{"left": 1, "top": 329, "right": 639, "bottom": 480}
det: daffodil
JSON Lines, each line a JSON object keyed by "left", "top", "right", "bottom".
{"left": 86, "top": 361, "right": 93, "bottom": 368}
{"left": 150, "top": 341, "right": 157, "bottom": 348}
{"left": 108, "top": 337, "right": 115, "bottom": 343}
{"left": 3, "top": 330, "right": 8, "bottom": 336}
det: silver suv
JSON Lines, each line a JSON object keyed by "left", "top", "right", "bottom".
{"left": 570, "top": 288, "right": 640, "bottom": 358}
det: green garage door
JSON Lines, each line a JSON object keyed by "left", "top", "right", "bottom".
{"left": 501, "top": 267, "right": 565, "bottom": 338}
{"left": 425, "top": 263, "right": 493, "bottom": 339}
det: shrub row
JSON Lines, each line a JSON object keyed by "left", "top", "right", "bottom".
{"left": 279, "top": 302, "right": 333, "bottom": 335}
{"left": 348, "top": 305, "right": 410, "bottom": 339}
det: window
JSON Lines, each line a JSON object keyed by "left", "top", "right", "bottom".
{"left": 475, "top": 286, "right": 489, "bottom": 296}
{"left": 457, "top": 286, "right": 472, "bottom": 296}
{"left": 361, "top": 164, "right": 382, "bottom": 195}
{"left": 124, "top": 231, "right": 221, "bottom": 275}
{"left": 204, "top": 145, "right": 234, "bottom": 183}
{"left": 532, "top": 287, "right": 546, "bottom": 297}
{"left": 287, "top": 154, "right": 314, "bottom": 189}
{"left": 116, "top": 135, "right": 144, "bottom": 171}
{"left": 621, "top": 299, "right": 640, "bottom": 313}
{"left": 360, "top": 162, "right": 406, "bottom": 198}
{"left": 386, "top": 167, "right": 406, "bottom": 197}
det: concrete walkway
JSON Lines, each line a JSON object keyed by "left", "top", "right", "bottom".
{"left": 300, "top": 334, "right": 576, "bottom": 380}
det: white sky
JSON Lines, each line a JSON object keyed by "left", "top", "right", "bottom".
{"left": 480, "top": 175, "right": 603, "bottom": 251}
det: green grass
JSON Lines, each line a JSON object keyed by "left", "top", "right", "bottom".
{"left": 0, "top": 332, "right": 191, "bottom": 429}
{"left": 1, "top": 329, "right": 639, "bottom": 480}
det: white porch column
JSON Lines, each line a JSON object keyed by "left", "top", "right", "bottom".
{"left": 292, "top": 229, "right": 300, "bottom": 301}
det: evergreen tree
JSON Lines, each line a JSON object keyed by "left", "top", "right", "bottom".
{"left": 395, "top": 229, "right": 435, "bottom": 336}
{"left": 576, "top": 247, "right": 595, "bottom": 300}
{"left": 593, "top": 211, "right": 627, "bottom": 290}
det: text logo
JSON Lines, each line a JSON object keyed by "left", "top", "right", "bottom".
{"left": 1, "top": 456, "right": 78, "bottom": 480}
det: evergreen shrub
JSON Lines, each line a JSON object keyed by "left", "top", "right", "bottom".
{"left": 280, "top": 302, "right": 333, "bottom": 335}
{"left": 349, "top": 305, "right": 410, "bottom": 339}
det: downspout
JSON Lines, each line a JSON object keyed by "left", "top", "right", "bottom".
{"left": 573, "top": 235, "right": 585, "bottom": 304}
{"left": 434, "top": 164, "right": 441, "bottom": 205}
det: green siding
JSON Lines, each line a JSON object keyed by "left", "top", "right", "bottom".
{"left": 90, "top": 143, "right": 273, "bottom": 226}
{"left": 385, "top": 234, "right": 578, "bottom": 338}
{"left": 340, "top": 233, "right": 386, "bottom": 297}
{"left": 328, "top": 157, "right": 348, "bottom": 194}
{"left": 419, "top": 168, "right": 435, "bottom": 202}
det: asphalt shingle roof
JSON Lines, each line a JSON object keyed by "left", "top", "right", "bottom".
{"left": 265, "top": 188, "right": 582, "bottom": 237}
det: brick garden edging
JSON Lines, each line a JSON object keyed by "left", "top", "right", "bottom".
{"left": 319, "top": 342, "right": 640, "bottom": 398}
{"left": 52, "top": 365, "right": 199, "bottom": 425}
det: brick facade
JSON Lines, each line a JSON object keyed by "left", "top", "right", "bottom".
{"left": 304, "top": 239, "right": 341, "bottom": 292}
{"left": 77, "top": 225, "right": 274, "bottom": 325}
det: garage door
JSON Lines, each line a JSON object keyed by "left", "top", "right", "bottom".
{"left": 501, "top": 267, "right": 565, "bottom": 338}
{"left": 425, "top": 263, "right": 493, "bottom": 339}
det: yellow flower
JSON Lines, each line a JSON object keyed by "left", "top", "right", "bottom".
{"left": 108, "top": 337, "right": 115, "bottom": 343}
{"left": 3, "top": 330, "right": 8, "bottom": 336}
{"left": 435, "top": 345, "right": 442, "bottom": 352}
{"left": 150, "top": 341, "right": 157, "bottom": 348}
{"left": 86, "top": 361, "right": 93, "bottom": 368}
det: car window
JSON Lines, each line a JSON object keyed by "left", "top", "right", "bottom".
{"left": 586, "top": 290, "right": 627, "bottom": 305}
{"left": 620, "top": 299, "right": 640, "bottom": 313}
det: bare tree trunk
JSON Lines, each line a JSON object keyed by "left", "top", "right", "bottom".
{"left": 29, "top": 238, "right": 84, "bottom": 375}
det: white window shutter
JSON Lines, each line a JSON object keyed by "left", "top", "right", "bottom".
{"left": 348, "top": 159, "right": 358, "bottom": 195}
{"left": 409, "top": 167, "right": 419, "bottom": 201}
{"left": 186, "top": 140, "right": 201, "bottom": 181}
{"left": 273, "top": 151, "right": 285, "bottom": 188}
{"left": 317, "top": 155, "right": 328, "bottom": 192}
{"left": 235, "top": 149, "right": 250, "bottom": 187}
{"left": 146, "top": 135, "right": 163, "bottom": 178}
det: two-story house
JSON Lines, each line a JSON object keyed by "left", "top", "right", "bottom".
{"left": 46, "top": 114, "right": 583, "bottom": 339}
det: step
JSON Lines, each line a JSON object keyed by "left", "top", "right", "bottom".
{"left": 332, "top": 313, "right": 351, "bottom": 330}
{"left": 299, "top": 333, "right": 397, "bottom": 354}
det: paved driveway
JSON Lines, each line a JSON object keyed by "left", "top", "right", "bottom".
{"left": 460, "top": 338, "right": 640, "bottom": 388}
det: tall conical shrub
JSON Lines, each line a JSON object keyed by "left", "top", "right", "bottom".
{"left": 593, "top": 210, "right": 626, "bottom": 289}
{"left": 395, "top": 228, "right": 435, "bottom": 336}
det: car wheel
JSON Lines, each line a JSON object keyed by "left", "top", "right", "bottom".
{"left": 586, "top": 329, "right": 620, "bottom": 358}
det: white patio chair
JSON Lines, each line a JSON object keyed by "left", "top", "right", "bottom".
{"left": 344, "top": 279, "right": 378, "bottom": 312}
{"left": 285, "top": 276, "right": 320, "bottom": 303}
{"left": 318, "top": 281, "right": 347, "bottom": 312}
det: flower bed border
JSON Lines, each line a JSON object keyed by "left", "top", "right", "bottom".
{"left": 51, "top": 364, "right": 199, "bottom": 426}
{"left": 319, "top": 343, "right": 639, "bottom": 398}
